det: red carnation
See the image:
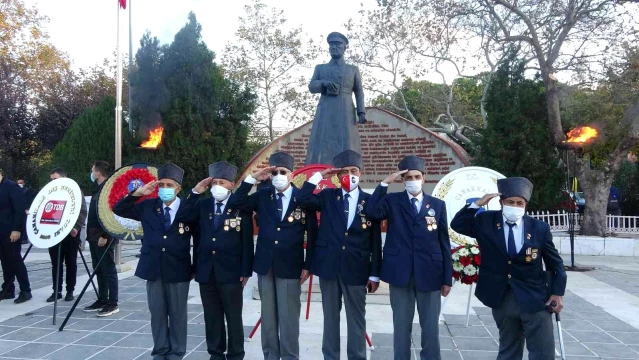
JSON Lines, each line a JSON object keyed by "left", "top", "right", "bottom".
{"left": 452, "top": 271, "right": 460, "bottom": 280}
{"left": 474, "top": 255, "right": 481, "bottom": 265}
{"left": 471, "top": 274, "right": 478, "bottom": 283}
{"left": 460, "top": 256, "right": 471, "bottom": 267}
{"left": 119, "top": 0, "right": 126, "bottom": 9}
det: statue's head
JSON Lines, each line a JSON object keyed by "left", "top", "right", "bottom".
{"left": 327, "top": 32, "right": 348, "bottom": 59}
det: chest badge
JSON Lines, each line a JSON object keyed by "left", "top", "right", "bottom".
{"left": 427, "top": 208, "right": 435, "bottom": 217}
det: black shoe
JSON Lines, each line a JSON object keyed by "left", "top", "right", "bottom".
{"left": 65, "top": 292, "right": 74, "bottom": 302}
{"left": 97, "top": 304, "right": 120, "bottom": 317}
{"left": 14, "top": 291, "right": 32, "bottom": 304}
{"left": 83, "top": 300, "right": 106, "bottom": 312}
{"left": 46, "top": 293, "right": 62, "bottom": 302}
{"left": 1, "top": 290, "right": 15, "bottom": 300}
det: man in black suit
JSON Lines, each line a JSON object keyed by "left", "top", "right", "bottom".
{"left": 451, "top": 177, "right": 567, "bottom": 360}
{"left": 0, "top": 169, "right": 31, "bottom": 304}
{"left": 298, "top": 150, "right": 381, "bottom": 360}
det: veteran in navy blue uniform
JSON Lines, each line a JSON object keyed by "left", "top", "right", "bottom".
{"left": 241, "top": 152, "right": 317, "bottom": 360}
{"left": 0, "top": 169, "right": 31, "bottom": 304}
{"left": 298, "top": 150, "right": 381, "bottom": 360}
{"left": 186, "top": 162, "right": 255, "bottom": 360}
{"left": 451, "top": 178, "right": 567, "bottom": 360}
{"left": 113, "top": 163, "right": 208, "bottom": 360}
{"left": 365, "top": 155, "right": 452, "bottom": 360}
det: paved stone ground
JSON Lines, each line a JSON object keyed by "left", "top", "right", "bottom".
{"left": 0, "top": 246, "right": 638, "bottom": 359}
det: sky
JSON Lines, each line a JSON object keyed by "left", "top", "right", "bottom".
{"left": 25, "top": 0, "right": 374, "bottom": 71}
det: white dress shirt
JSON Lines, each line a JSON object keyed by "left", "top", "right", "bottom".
{"left": 407, "top": 191, "right": 423, "bottom": 212}
{"left": 213, "top": 196, "right": 230, "bottom": 215}
{"left": 469, "top": 202, "right": 524, "bottom": 253}
{"left": 163, "top": 197, "right": 181, "bottom": 226}
{"left": 276, "top": 185, "right": 294, "bottom": 221}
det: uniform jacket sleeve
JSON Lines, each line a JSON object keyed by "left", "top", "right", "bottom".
{"left": 542, "top": 224, "right": 567, "bottom": 296}
{"left": 369, "top": 218, "right": 382, "bottom": 278}
{"left": 241, "top": 210, "right": 255, "bottom": 278}
{"left": 9, "top": 183, "right": 26, "bottom": 232}
{"left": 74, "top": 191, "right": 88, "bottom": 232}
{"left": 304, "top": 208, "right": 318, "bottom": 271}
{"left": 309, "top": 65, "right": 324, "bottom": 94}
{"left": 450, "top": 204, "right": 480, "bottom": 238}
{"left": 191, "top": 220, "right": 200, "bottom": 275}
{"left": 297, "top": 182, "right": 322, "bottom": 211}
{"left": 112, "top": 193, "right": 144, "bottom": 220}
{"left": 227, "top": 181, "right": 255, "bottom": 210}
{"left": 364, "top": 184, "right": 390, "bottom": 220}
{"left": 439, "top": 203, "right": 453, "bottom": 286}
{"left": 175, "top": 190, "right": 201, "bottom": 223}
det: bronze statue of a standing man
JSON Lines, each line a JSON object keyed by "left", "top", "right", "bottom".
{"left": 306, "top": 32, "right": 366, "bottom": 165}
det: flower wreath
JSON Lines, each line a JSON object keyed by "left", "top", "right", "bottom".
{"left": 451, "top": 244, "right": 481, "bottom": 285}
{"left": 108, "top": 168, "right": 158, "bottom": 209}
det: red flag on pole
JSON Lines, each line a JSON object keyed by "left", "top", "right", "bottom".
{"left": 119, "top": 0, "right": 126, "bottom": 9}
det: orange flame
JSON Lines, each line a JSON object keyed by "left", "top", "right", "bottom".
{"left": 140, "top": 126, "right": 164, "bottom": 149}
{"left": 565, "top": 126, "right": 598, "bottom": 143}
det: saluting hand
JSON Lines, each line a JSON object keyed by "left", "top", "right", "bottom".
{"left": 474, "top": 193, "right": 501, "bottom": 207}
{"left": 320, "top": 168, "right": 342, "bottom": 179}
{"left": 194, "top": 177, "right": 213, "bottom": 193}
{"left": 252, "top": 166, "right": 277, "bottom": 181}
{"left": 132, "top": 180, "right": 158, "bottom": 197}
{"left": 382, "top": 170, "right": 408, "bottom": 184}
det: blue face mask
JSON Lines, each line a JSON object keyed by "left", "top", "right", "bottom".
{"left": 158, "top": 188, "right": 176, "bottom": 202}
{"left": 90, "top": 172, "right": 95, "bottom": 183}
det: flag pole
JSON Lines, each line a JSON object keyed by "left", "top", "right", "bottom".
{"left": 115, "top": 0, "right": 123, "bottom": 267}
{"left": 128, "top": 0, "right": 133, "bottom": 133}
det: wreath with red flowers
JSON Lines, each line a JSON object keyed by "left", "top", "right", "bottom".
{"left": 108, "top": 168, "right": 158, "bottom": 209}
{"left": 451, "top": 244, "right": 481, "bottom": 285}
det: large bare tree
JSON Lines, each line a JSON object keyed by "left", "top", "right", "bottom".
{"left": 222, "top": 0, "right": 320, "bottom": 142}
{"left": 450, "top": 0, "right": 639, "bottom": 235}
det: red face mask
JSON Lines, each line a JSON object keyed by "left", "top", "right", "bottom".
{"left": 340, "top": 174, "right": 359, "bottom": 192}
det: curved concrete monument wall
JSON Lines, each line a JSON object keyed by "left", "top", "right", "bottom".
{"left": 240, "top": 107, "right": 470, "bottom": 193}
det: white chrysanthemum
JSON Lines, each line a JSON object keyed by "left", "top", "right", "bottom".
{"left": 463, "top": 265, "right": 477, "bottom": 276}
{"left": 452, "top": 253, "right": 460, "bottom": 261}
{"left": 458, "top": 248, "right": 469, "bottom": 257}
{"left": 470, "top": 246, "right": 480, "bottom": 255}
{"left": 453, "top": 263, "right": 464, "bottom": 272}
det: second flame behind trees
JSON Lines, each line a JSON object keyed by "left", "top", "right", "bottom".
{"left": 140, "top": 126, "right": 164, "bottom": 149}
{"left": 565, "top": 126, "right": 598, "bottom": 143}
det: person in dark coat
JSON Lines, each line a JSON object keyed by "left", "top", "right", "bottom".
{"left": 451, "top": 178, "right": 567, "bottom": 360}
{"left": 365, "top": 155, "right": 453, "bottom": 360}
{"left": 240, "top": 152, "right": 317, "bottom": 360}
{"left": 17, "top": 179, "right": 37, "bottom": 245}
{"left": 0, "top": 169, "right": 31, "bottom": 304}
{"left": 113, "top": 163, "right": 209, "bottom": 360}
{"left": 306, "top": 32, "right": 367, "bottom": 165}
{"left": 185, "top": 161, "right": 259, "bottom": 360}
{"left": 48, "top": 167, "right": 88, "bottom": 303}
{"left": 298, "top": 150, "right": 382, "bottom": 360}
{"left": 83, "top": 161, "right": 120, "bottom": 317}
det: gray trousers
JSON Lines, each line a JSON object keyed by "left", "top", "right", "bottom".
{"left": 390, "top": 276, "right": 441, "bottom": 360}
{"left": 258, "top": 269, "right": 301, "bottom": 360}
{"left": 492, "top": 290, "right": 554, "bottom": 360}
{"left": 146, "top": 280, "right": 190, "bottom": 360}
{"left": 320, "top": 276, "right": 367, "bottom": 360}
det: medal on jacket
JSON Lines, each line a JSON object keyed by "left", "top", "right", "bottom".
{"left": 288, "top": 215, "right": 294, "bottom": 222}
{"left": 426, "top": 216, "right": 436, "bottom": 231}
{"left": 179, "top": 223, "right": 185, "bottom": 234}
{"left": 230, "top": 219, "right": 237, "bottom": 229}
{"left": 301, "top": 211, "right": 306, "bottom": 224}
{"left": 236, "top": 216, "right": 242, "bottom": 232}
{"left": 294, "top": 208, "right": 301, "bottom": 220}
{"left": 224, "top": 219, "right": 230, "bottom": 232}
{"left": 531, "top": 249, "right": 538, "bottom": 260}
{"left": 361, "top": 216, "right": 367, "bottom": 229}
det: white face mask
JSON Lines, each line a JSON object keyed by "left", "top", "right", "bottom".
{"left": 210, "top": 185, "right": 230, "bottom": 202}
{"left": 502, "top": 205, "right": 526, "bottom": 223}
{"left": 405, "top": 180, "right": 423, "bottom": 194}
{"left": 18, "top": 184, "right": 24, "bottom": 188}
{"left": 272, "top": 174, "right": 289, "bottom": 191}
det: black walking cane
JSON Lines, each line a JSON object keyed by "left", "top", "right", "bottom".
{"left": 22, "top": 244, "right": 33, "bottom": 261}
{"left": 59, "top": 238, "right": 116, "bottom": 332}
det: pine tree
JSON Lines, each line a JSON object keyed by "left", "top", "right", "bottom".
{"left": 472, "top": 54, "right": 563, "bottom": 210}
{"left": 51, "top": 96, "right": 132, "bottom": 190}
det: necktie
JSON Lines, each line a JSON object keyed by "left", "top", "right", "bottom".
{"left": 507, "top": 222, "right": 518, "bottom": 258}
{"left": 410, "top": 197, "right": 419, "bottom": 215}
{"left": 277, "top": 193, "right": 284, "bottom": 221}
{"left": 164, "top": 207, "right": 171, "bottom": 229}
{"left": 343, "top": 193, "right": 350, "bottom": 226}
{"left": 214, "top": 202, "right": 223, "bottom": 231}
